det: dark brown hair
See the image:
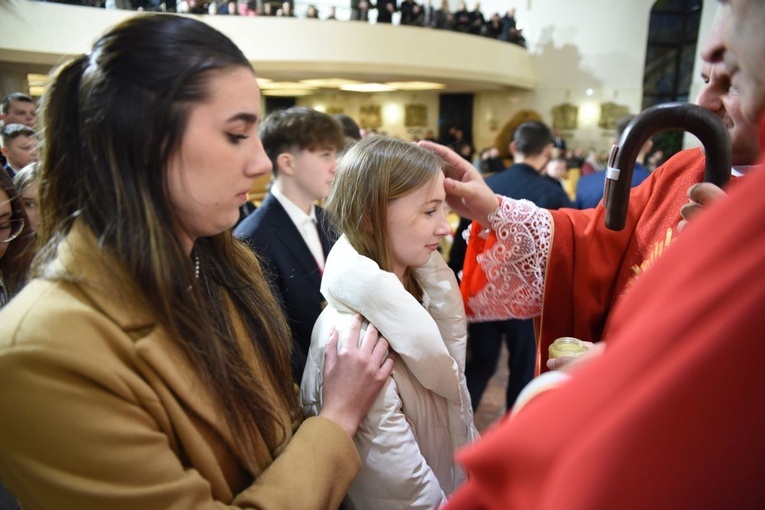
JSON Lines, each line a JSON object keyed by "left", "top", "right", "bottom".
{"left": 1, "top": 92, "right": 34, "bottom": 116}
{"left": 36, "top": 14, "right": 296, "bottom": 458}
{"left": 0, "top": 170, "right": 33, "bottom": 296}
{"left": 0, "top": 123, "right": 36, "bottom": 147}
{"left": 259, "top": 106, "right": 345, "bottom": 175}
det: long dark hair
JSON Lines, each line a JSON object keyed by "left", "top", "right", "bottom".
{"left": 36, "top": 14, "right": 296, "bottom": 459}
{"left": 0, "top": 170, "right": 33, "bottom": 296}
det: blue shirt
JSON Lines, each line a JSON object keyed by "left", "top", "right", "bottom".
{"left": 574, "top": 162, "right": 651, "bottom": 209}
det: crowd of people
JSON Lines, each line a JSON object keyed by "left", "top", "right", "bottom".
{"left": 45, "top": 0, "right": 528, "bottom": 47}
{"left": 470, "top": 135, "right": 664, "bottom": 212}
{"left": 0, "top": 93, "right": 39, "bottom": 311}
{"left": 2, "top": 1, "right": 765, "bottom": 508}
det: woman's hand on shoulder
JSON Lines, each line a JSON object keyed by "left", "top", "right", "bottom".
{"left": 318, "top": 313, "right": 395, "bottom": 437}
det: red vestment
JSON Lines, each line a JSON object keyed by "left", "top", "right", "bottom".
{"left": 445, "top": 121, "right": 765, "bottom": 509}
{"left": 461, "top": 148, "right": 742, "bottom": 373}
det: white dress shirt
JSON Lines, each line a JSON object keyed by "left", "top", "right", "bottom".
{"left": 270, "top": 187, "right": 325, "bottom": 270}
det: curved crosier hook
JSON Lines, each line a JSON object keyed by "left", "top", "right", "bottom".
{"left": 603, "top": 102, "right": 731, "bottom": 230}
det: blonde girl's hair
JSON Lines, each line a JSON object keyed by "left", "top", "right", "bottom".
{"left": 325, "top": 135, "right": 444, "bottom": 298}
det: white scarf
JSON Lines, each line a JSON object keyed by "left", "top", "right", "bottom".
{"left": 321, "top": 235, "right": 477, "bottom": 454}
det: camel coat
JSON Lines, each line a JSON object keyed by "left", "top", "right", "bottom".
{"left": 0, "top": 222, "right": 360, "bottom": 509}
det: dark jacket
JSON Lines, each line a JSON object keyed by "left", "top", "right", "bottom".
{"left": 485, "top": 162, "right": 573, "bottom": 210}
{"left": 448, "top": 162, "right": 572, "bottom": 278}
{"left": 575, "top": 162, "right": 651, "bottom": 209}
{"left": 234, "top": 194, "right": 338, "bottom": 381}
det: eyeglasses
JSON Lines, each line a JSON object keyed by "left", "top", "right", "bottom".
{"left": 0, "top": 218, "right": 25, "bottom": 243}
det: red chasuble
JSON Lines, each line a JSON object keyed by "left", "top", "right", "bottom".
{"left": 445, "top": 120, "right": 765, "bottom": 509}
{"left": 461, "top": 148, "right": 743, "bottom": 373}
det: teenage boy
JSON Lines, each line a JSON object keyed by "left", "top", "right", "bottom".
{"left": 235, "top": 107, "right": 345, "bottom": 382}
{"left": 1, "top": 124, "right": 38, "bottom": 179}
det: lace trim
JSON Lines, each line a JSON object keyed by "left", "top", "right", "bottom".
{"left": 467, "top": 197, "right": 551, "bottom": 321}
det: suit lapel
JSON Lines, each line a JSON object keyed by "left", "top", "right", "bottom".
{"left": 265, "top": 196, "right": 323, "bottom": 289}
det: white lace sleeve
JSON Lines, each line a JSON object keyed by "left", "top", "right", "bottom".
{"left": 466, "top": 197, "right": 552, "bottom": 321}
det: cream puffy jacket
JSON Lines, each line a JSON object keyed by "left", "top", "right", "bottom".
{"left": 301, "top": 236, "right": 478, "bottom": 510}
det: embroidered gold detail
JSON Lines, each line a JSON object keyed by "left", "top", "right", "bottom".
{"left": 629, "top": 227, "right": 674, "bottom": 284}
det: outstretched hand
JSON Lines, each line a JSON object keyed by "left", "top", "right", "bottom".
{"left": 678, "top": 182, "right": 727, "bottom": 233}
{"left": 419, "top": 140, "right": 498, "bottom": 228}
{"left": 318, "top": 314, "right": 394, "bottom": 437}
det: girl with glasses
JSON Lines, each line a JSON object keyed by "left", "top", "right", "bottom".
{"left": 0, "top": 170, "right": 32, "bottom": 307}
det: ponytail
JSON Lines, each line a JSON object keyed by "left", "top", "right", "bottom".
{"left": 35, "top": 54, "right": 89, "bottom": 256}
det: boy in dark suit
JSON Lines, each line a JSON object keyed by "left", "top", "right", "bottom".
{"left": 234, "top": 107, "right": 345, "bottom": 381}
